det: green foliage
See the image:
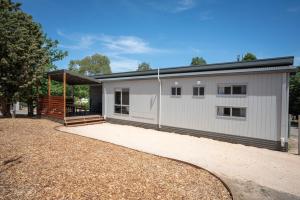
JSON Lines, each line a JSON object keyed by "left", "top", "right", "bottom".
{"left": 191, "top": 57, "right": 207, "bottom": 65}
{"left": 69, "top": 53, "right": 112, "bottom": 76}
{"left": 0, "top": 0, "right": 67, "bottom": 116}
{"left": 242, "top": 53, "right": 257, "bottom": 61}
{"left": 66, "top": 53, "right": 112, "bottom": 100}
{"left": 289, "top": 67, "right": 300, "bottom": 116}
{"left": 75, "top": 101, "right": 89, "bottom": 110}
{"left": 137, "top": 62, "right": 151, "bottom": 71}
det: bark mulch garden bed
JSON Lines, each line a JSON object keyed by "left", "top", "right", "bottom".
{"left": 0, "top": 118, "right": 231, "bottom": 199}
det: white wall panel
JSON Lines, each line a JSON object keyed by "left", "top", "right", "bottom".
{"left": 103, "top": 73, "right": 284, "bottom": 141}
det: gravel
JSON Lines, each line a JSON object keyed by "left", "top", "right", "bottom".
{"left": 0, "top": 118, "right": 231, "bottom": 200}
{"left": 59, "top": 122, "right": 300, "bottom": 199}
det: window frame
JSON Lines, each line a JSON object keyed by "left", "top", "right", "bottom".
{"left": 171, "top": 86, "right": 182, "bottom": 97}
{"left": 217, "top": 84, "right": 247, "bottom": 96}
{"left": 216, "top": 106, "right": 247, "bottom": 119}
{"left": 114, "top": 88, "right": 130, "bottom": 115}
{"left": 192, "top": 85, "right": 205, "bottom": 98}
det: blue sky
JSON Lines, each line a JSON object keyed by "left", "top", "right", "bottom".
{"left": 20, "top": 0, "right": 300, "bottom": 72}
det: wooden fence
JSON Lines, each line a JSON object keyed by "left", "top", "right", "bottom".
{"left": 38, "top": 96, "right": 65, "bottom": 119}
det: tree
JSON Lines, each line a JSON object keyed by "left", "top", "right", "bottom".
{"left": 137, "top": 62, "right": 151, "bottom": 71}
{"left": 0, "top": 0, "right": 67, "bottom": 116}
{"left": 67, "top": 62, "right": 88, "bottom": 99}
{"left": 289, "top": 67, "right": 300, "bottom": 116}
{"left": 70, "top": 53, "right": 111, "bottom": 76}
{"left": 242, "top": 53, "right": 257, "bottom": 61}
{"left": 191, "top": 57, "right": 207, "bottom": 65}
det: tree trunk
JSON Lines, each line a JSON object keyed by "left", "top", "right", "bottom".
{"left": 27, "top": 98, "right": 34, "bottom": 117}
{"left": 0, "top": 98, "right": 11, "bottom": 117}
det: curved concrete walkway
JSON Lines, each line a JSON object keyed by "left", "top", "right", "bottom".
{"left": 59, "top": 123, "right": 300, "bottom": 200}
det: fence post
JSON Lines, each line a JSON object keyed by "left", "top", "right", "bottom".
{"left": 298, "top": 115, "right": 300, "bottom": 155}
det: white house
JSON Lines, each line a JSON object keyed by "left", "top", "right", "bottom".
{"left": 90, "top": 56, "right": 296, "bottom": 151}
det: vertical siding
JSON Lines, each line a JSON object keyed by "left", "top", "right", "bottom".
{"left": 103, "top": 79, "right": 159, "bottom": 125}
{"left": 102, "top": 72, "right": 283, "bottom": 141}
{"left": 161, "top": 73, "right": 283, "bottom": 141}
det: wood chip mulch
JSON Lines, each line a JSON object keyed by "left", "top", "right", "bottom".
{"left": 0, "top": 118, "right": 231, "bottom": 200}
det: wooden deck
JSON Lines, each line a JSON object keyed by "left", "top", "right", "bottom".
{"left": 64, "top": 115, "right": 105, "bottom": 126}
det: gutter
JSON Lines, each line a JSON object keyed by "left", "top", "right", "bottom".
{"left": 97, "top": 66, "right": 296, "bottom": 82}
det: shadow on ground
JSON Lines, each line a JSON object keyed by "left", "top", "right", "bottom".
{"left": 226, "top": 178, "right": 300, "bottom": 200}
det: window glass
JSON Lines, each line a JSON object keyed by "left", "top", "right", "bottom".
{"left": 199, "top": 87, "right": 205, "bottom": 96}
{"left": 232, "top": 108, "right": 246, "bottom": 117}
{"left": 193, "top": 87, "right": 198, "bottom": 96}
{"left": 217, "top": 107, "right": 223, "bottom": 116}
{"left": 115, "top": 91, "right": 121, "bottom": 104}
{"left": 122, "top": 89, "right": 129, "bottom": 105}
{"left": 193, "top": 87, "right": 205, "bottom": 96}
{"left": 114, "top": 105, "right": 121, "bottom": 114}
{"left": 176, "top": 87, "right": 181, "bottom": 96}
{"left": 217, "top": 86, "right": 231, "bottom": 95}
{"left": 171, "top": 87, "right": 181, "bottom": 96}
{"left": 171, "top": 87, "right": 176, "bottom": 96}
{"left": 223, "top": 107, "right": 231, "bottom": 116}
{"left": 218, "top": 86, "right": 224, "bottom": 94}
{"left": 224, "top": 86, "right": 231, "bottom": 94}
{"left": 217, "top": 107, "right": 230, "bottom": 116}
{"left": 232, "top": 85, "right": 247, "bottom": 95}
{"left": 121, "top": 106, "right": 129, "bottom": 115}
{"left": 114, "top": 89, "right": 129, "bottom": 115}
{"left": 217, "top": 106, "right": 246, "bottom": 118}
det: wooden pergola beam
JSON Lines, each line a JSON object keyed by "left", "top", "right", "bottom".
{"left": 48, "top": 75, "right": 51, "bottom": 114}
{"left": 48, "top": 75, "right": 51, "bottom": 96}
{"left": 63, "top": 72, "right": 66, "bottom": 118}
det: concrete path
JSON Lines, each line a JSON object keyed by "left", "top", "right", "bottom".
{"left": 59, "top": 123, "right": 300, "bottom": 200}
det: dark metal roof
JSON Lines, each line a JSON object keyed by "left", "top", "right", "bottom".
{"left": 47, "top": 70, "right": 101, "bottom": 85}
{"left": 93, "top": 56, "right": 294, "bottom": 80}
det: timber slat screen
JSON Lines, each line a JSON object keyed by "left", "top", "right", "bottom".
{"left": 38, "top": 70, "right": 102, "bottom": 121}
{"left": 38, "top": 96, "right": 64, "bottom": 119}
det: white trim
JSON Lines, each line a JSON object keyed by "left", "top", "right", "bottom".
{"left": 217, "top": 83, "right": 248, "bottom": 96}
{"left": 216, "top": 106, "right": 247, "bottom": 120}
{"left": 170, "top": 86, "right": 182, "bottom": 97}
{"left": 158, "top": 68, "right": 162, "bottom": 128}
{"left": 114, "top": 88, "right": 130, "bottom": 115}
{"left": 192, "top": 85, "right": 205, "bottom": 97}
{"left": 280, "top": 73, "right": 289, "bottom": 144}
{"left": 103, "top": 86, "right": 107, "bottom": 119}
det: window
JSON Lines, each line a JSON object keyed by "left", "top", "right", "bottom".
{"left": 217, "top": 106, "right": 246, "bottom": 118}
{"left": 193, "top": 86, "right": 205, "bottom": 96}
{"left": 232, "top": 85, "right": 247, "bottom": 95}
{"left": 232, "top": 107, "right": 246, "bottom": 117}
{"left": 218, "top": 84, "right": 247, "bottom": 95}
{"left": 114, "top": 88, "right": 129, "bottom": 114}
{"left": 171, "top": 87, "right": 181, "bottom": 96}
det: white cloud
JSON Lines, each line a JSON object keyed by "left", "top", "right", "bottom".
{"left": 56, "top": 30, "right": 168, "bottom": 72}
{"left": 100, "top": 35, "right": 156, "bottom": 54}
{"left": 60, "top": 36, "right": 95, "bottom": 50}
{"left": 199, "top": 11, "right": 214, "bottom": 21}
{"left": 146, "top": 0, "right": 197, "bottom": 13}
{"left": 287, "top": 6, "right": 300, "bottom": 13}
{"left": 57, "top": 30, "right": 160, "bottom": 54}
{"left": 110, "top": 56, "right": 140, "bottom": 72}
{"left": 57, "top": 30, "right": 96, "bottom": 50}
{"left": 174, "top": 0, "right": 196, "bottom": 12}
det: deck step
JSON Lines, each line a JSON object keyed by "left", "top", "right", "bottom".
{"left": 64, "top": 115, "right": 105, "bottom": 126}
{"left": 66, "top": 121, "right": 105, "bottom": 127}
